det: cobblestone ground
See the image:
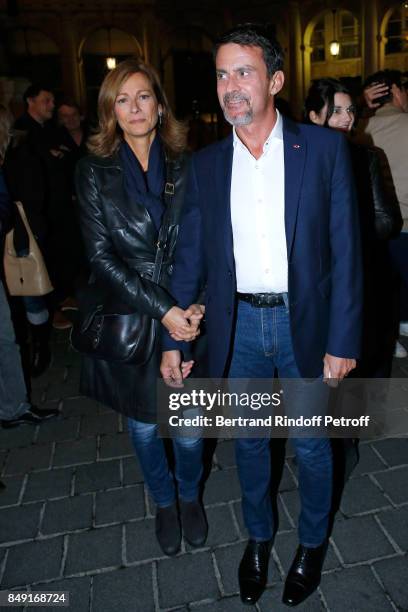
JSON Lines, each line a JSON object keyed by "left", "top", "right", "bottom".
{"left": 0, "top": 331, "right": 407, "bottom": 612}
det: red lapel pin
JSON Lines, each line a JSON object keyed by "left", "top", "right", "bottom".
{"left": 293, "top": 144, "right": 301, "bottom": 149}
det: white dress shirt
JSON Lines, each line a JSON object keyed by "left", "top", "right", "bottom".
{"left": 230, "top": 110, "right": 287, "bottom": 293}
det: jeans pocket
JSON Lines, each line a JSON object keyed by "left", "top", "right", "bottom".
{"left": 282, "top": 292, "right": 290, "bottom": 314}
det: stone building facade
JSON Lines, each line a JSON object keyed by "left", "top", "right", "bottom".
{"left": 0, "top": 0, "right": 407, "bottom": 120}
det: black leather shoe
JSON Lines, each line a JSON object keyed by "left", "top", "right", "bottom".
{"left": 179, "top": 499, "right": 208, "bottom": 547}
{"left": 155, "top": 502, "right": 181, "bottom": 556}
{"left": 2, "top": 406, "right": 60, "bottom": 428}
{"left": 282, "top": 542, "right": 327, "bottom": 606}
{"left": 238, "top": 539, "right": 272, "bottom": 605}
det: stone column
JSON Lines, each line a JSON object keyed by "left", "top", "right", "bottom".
{"left": 362, "top": 0, "right": 379, "bottom": 79}
{"left": 60, "top": 13, "right": 83, "bottom": 105}
{"left": 288, "top": 1, "right": 304, "bottom": 119}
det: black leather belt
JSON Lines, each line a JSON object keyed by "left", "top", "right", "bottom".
{"left": 237, "top": 292, "right": 285, "bottom": 308}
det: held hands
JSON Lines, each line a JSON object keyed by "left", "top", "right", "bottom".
{"left": 160, "top": 350, "right": 193, "bottom": 388}
{"left": 161, "top": 304, "right": 205, "bottom": 342}
{"left": 323, "top": 353, "right": 356, "bottom": 388}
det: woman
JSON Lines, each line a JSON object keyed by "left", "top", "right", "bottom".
{"left": 75, "top": 59, "right": 206, "bottom": 556}
{"left": 2, "top": 102, "right": 53, "bottom": 377}
{"left": 304, "top": 79, "right": 402, "bottom": 240}
{"left": 304, "top": 79, "right": 402, "bottom": 481}
{"left": 305, "top": 78, "right": 402, "bottom": 372}
{"left": 0, "top": 105, "right": 59, "bottom": 427}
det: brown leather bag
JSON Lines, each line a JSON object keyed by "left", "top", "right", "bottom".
{"left": 3, "top": 201, "right": 53, "bottom": 296}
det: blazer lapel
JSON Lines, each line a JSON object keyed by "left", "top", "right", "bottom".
{"left": 283, "top": 118, "right": 306, "bottom": 259}
{"left": 215, "top": 135, "right": 234, "bottom": 266}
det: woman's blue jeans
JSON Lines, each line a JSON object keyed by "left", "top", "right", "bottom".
{"left": 127, "top": 417, "right": 203, "bottom": 507}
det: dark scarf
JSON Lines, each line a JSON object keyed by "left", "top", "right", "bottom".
{"left": 119, "top": 135, "right": 165, "bottom": 231}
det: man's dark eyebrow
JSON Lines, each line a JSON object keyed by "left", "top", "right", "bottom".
{"left": 233, "top": 65, "right": 255, "bottom": 72}
{"left": 216, "top": 65, "right": 255, "bottom": 74}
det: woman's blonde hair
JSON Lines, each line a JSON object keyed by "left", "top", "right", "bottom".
{"left": 0, "top": 104, "right": 13, "bottom": 162}
{"left": 88, "top": 58, "right": 187, "bottom": 157}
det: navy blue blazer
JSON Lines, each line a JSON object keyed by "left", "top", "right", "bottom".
{"left": 164, "top": 117, "right": 363, "bottom": 378}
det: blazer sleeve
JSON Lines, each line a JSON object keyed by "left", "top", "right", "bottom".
{"left": 326, "top": 133, "right": 363, "bottom": 359}
{"left": 162, "top": 156, "right": 206, "bottom": 351}
{"left": 75, "top": 158, "right": 176, "bottom": 321}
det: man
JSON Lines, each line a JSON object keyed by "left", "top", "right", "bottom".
{"left": 44, "top": 100, "right": 89, "bottom": 318}
{"left": 57, "top": 100, "right": 86, "bottom": 151}
{"left": 14, "top": 84, "right": 55, "bottom": 132}
{"left": 161, "top": 24, "right": 362, "bottom": 606}
{"left": 359, "top": 70, "right": 408, "bottom": 358}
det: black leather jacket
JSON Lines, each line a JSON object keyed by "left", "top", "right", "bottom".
{"left": 349, "top": 142, "right": 402, "bottom": 241}
{"left": 75, "top": 152, "right": 192, "bottom": 320}
{"left": 74, "top": 148, "right": 191, "bottom": 420}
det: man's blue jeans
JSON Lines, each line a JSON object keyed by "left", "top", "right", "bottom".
{"left": 127, "top": 417, "right": 203, "bottom": 507}
{"left": 229, "top": 299, "right": 332, "bottom": 547}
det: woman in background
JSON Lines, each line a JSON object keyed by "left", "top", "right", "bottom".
{"left": 0, "top": 105, "right": 58, "bottom": 428}
{"left": 304, "top": 78, "right": 402, "bottom": 483}
{"left": 305, "top": 78, "right": 402, "bottom": 376}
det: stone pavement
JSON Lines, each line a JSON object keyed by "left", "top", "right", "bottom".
{"left": 0, "top": 331, "right": 407, "bottom": 612}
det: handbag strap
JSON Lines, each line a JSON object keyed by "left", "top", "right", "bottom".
{"left": 152, "top": 157, "right": 176, "bottom": 284}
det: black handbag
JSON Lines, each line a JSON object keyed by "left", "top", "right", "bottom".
{"left": 70, "top": 159, "right": 177, "bottom": 365}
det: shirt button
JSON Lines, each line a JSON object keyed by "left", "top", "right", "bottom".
{"left": 265, "top": 269, "right": 270, "bottom": 274}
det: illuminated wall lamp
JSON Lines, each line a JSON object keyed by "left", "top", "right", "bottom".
{"left": 106, "top": 27, "right": 116, "bottom": 70}
{"left": 329, "top": 40, "right": 341, "bottom": 56}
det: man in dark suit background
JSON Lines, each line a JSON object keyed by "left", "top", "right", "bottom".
{"left": 161, "top": 24, "right": 362, "bottom": 607}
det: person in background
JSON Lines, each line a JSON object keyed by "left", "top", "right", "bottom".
{"left": 3, "top": 84, "right": 57, "bottom": 376}
{"left": 305, "top": 78, "right": 402, "bottom": 485}
{"left": 75, "top": 59, "right": 207, "bottom": 557}
{"left": 305, "top": 78, "right": 402, "bottom": 376}
{"left": 57, "top": 99, "right": 87, "bottom": 155}
{"left": 358, "top": 70, "right": 408, "bottom": 358}
{"left": 44, "top": 99, "right": 89, "bottom": 324}
{"left": 0, "top": 104, "right": 59, "bottom": 428}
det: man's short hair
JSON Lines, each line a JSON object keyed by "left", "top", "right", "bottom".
{"left": 214, "top": 23, "right": 284, "bottom": 77}
{"left": 57, "top": 98, "right": 81, "bottom": 113}
{"left": 23, "top": 83, "right": 53, "bottom": 105}
{"left": 364, "top": 70, "right": 405, "bottom": 106}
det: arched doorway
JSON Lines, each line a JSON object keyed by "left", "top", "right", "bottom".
{"left": 162, "top": 26, "right": 219, "bottom": 146}
{"left": 380, "top": 4, "right": 408, "bottom": 71}
{"left": 304, "top": 9, "right": 361, "bottom": 94}
{"left": 81, "top": 27, "right": 142, "bottom": 114}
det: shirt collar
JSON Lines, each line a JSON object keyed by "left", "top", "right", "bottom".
{"left": 233, "top": 109, "right": 283, "bottom": 154}
{"left": 375, "top": 103, "right": 405, "bottom": 117}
